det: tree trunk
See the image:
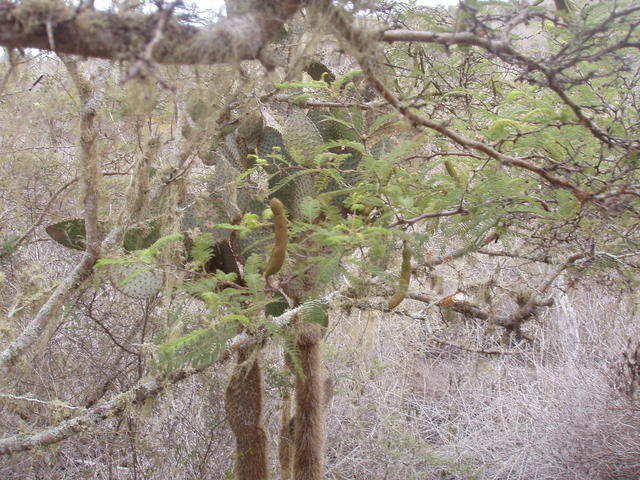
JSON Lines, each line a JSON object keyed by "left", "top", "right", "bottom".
{"left": 224, "top": 345, "right": 269, "bottom": 480}
{"left": 292, "top": 323, "right": 325, "bottom": 480}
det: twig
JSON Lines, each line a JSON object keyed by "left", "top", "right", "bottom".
{"left": 425, "top": 231, "right": 498, "bottom": 267}
{"left": 0, "top": 367, "right": 201, "bottom": 455}
{"left": 0, "top": 393, "right": 84, "bottom": 411}
{"left": 389, "top": 206, "right": 469, "bottom": 227}
{"left": 428, "top": 336, "right": 517, "bottom": 356}
{"left": 124, "top": 2, "right": 180, "bottom": 85}
{"left": 0, "top": 59, "right": 103, "bottom": 375}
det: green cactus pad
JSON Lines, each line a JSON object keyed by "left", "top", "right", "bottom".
{"left": 122, "top": 222, "right": 161, "bottom": 252}
{"left": 236, "top": 110, "right": 264, "bottom": 153}
{"left": 112, "top": 263, "right": 164, "bottom": 298}
{"left": 47, "top": 219, "right": 159, "bottom": 252}
{"left": 305, "top": 61, "right": 336, "bottom": 84}
{"left": 181, "top": 193, "right": 232, "bottom": 244}
{"left": 46, "top": 218, "right": 91, "bottom": 251}
{"left": 257, "top": 126, "right": 288, "bottom": 161}
{"left": 307, "top": 109, "right": 360, "bottom": 143}
{"left": 283, "top": 109, "right": 323, "bottom": 166}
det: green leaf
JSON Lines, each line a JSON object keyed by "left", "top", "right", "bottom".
{"left": 556, "top": 189, "right": 581, "bottom": 219}
{"left": 369, "top": 111, "right": 401, "bottom": 136}
{"left": 300, "top": 196, "right": 321, "bottom": 222}
{"left": 221, "top": 314, "right": 253, "bottom": 331}
{"left": 123, "top": 222, "right": 160, "bottom": 252}
{"left": 190, "top": 233, "right": 215, "bottom": 267}
{"left": 333, "top": 69, "right": 363, "bottom": 91}
{"left": 293, "top": 93, "right": 316, "bottom": 105}
{"left": 505, "top": 89, "right": 525, "bottom": 103}
{"left": 486, "top": 118, "right": 521, "bottom": 141}
{"left": 149, "top": 233, "right": 185, "bottom": 250}
{"left": 95, "top": 258, "right": 136, "bottom": 268}
{"left": 276, "top": 81, "right": 330, "bottom": 90}
{"left": 301, "top": 300, "right": 328, "bottom": 328}
{"left": 157, "top": 323, "right": 237, "bottom": 372}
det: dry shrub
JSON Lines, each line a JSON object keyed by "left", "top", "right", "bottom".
{"left": 322, "top": 287, "right": 640, "bottom": 480}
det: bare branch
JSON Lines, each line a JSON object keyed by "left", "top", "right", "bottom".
{"left": 0, "top": 59, "right": 102, "bottom": 375}
{"left": 425, "top": 231, "right": 498, "bottom": 267}
{"left": 0, "top": 393, "right": 84, "bottom": 411}
{"left": 428, "top": 336, "right": 517, "bottom": 356}
{"left": 0, "top": 367, "right": 200, "bottom": 455}
{"left": 390, "top": 206, "right": 469, "bottom": 228}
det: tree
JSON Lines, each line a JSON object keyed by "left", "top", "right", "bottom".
{"left": 1, "top": 0, "right": 639, "bottom": 478}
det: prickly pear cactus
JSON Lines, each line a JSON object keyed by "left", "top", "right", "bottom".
{"left": 282, "top": 109, "right": 323, "bottom": 167}
{"left": 46, "top": 218, "right": 96, "bottom": 251}
{"left": 111, "top": 263, "right": 164, "bottom": 299}
{"left": 46, "top": 219, "right": 158, "bottom": 252}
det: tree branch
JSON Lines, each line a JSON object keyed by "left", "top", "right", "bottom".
{"left": 389, "top": 206, "right": 469, "bottom": 228}
{"left": 0, "top": 59, "right": 102, "bottom": 375}
{"left": 0, "top": 0, "right": 302, "bottom": 65}
{"left": 0, "top": 367, "right": 199, "bottom": 455}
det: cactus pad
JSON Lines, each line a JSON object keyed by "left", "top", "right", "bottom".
{"left": 283, "top": 109, "right": 323, "bottom": 166}
{"left": 112, "top": 263, "right": 164, "bottom": 298}
{"left": 46, "top": 218, "right": 92, "bottom": 251}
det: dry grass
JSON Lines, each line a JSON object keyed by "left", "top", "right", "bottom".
{"left": 321, "top": 283, "right": 640, "bottom": 480}
{"left": 2, "top": 245, "right": 639, "bottom": 480}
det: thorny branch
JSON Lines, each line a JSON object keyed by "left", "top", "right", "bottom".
{"left": 0, "top": 244, "right": 584, "bottom": 455}
{"left": 410, "top": 252, "right": 584, "bottom": 330}
{"left": 390, "top": 206, "right": 469, "bottom": 227}
{"left": 323, "top": 5, "right": 596, "bottom": 199}
{"left": 0, "top": 287, "right": 346, "bottom": 455}
{"left": 379, "top": 5, "right": 640, "bottom": 150}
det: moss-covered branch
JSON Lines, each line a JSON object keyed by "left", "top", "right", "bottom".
{"left": 0, "top": 0, "right": 302, "bottom": 64}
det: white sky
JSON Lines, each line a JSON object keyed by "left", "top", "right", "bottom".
{"left": 191, "top": 0, "right": 461, "bottom": 10}
{"left": 200, "top": 0, "right": 461, "bottom": 10}
{"left": 96, "top": 0, "right": 460, "bottom": 12}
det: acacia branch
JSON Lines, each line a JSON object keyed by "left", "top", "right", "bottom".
{"left": 320, "top": 6, "right": 594, "bottom": 198}
{"left": 408, "top": 291, "right": 553, "bottom": 328}
{"left": 425, "top": 231, "right": 498, "bottom": 267}
{"left": 0, "top": 288, "right": 350, "bottom": 455}
{"left": 502, "top": 252, "right": 584, "bottom": 328}
{"left": 410, "top": 252, "right": 583, "bottom": 329}
{"left": 389, "top": 206, "right": 469, "bottom": 227}
{"left": 380, "top": 11, "right": 640, "bottom": 151}
{"left": 0, "top": 0, "right": 302, "bottom": 64}
{"left": 362, "top": 65, "right": 591, "bottom": 200}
